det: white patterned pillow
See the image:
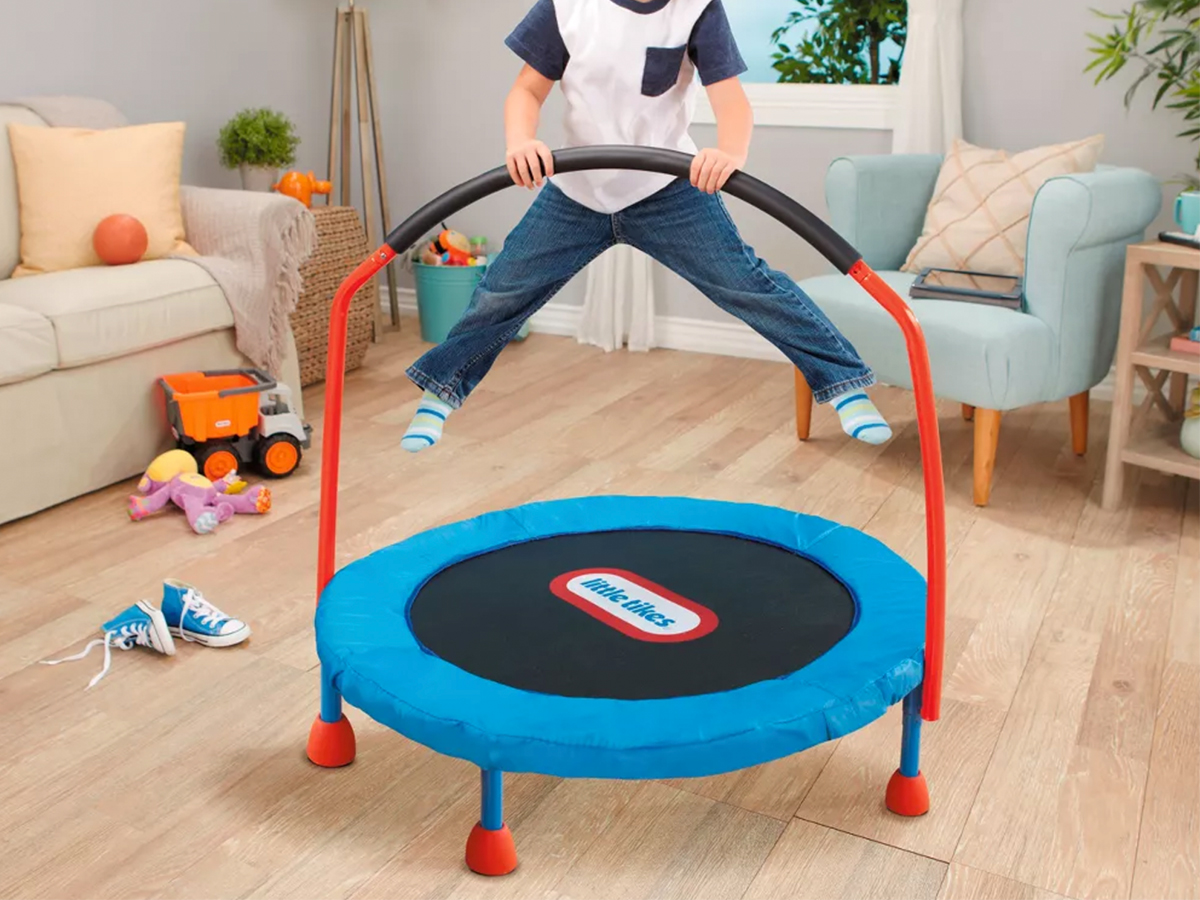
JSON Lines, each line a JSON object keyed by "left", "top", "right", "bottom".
{"left": 903, "top": 135, "right": 1105, "bottom": 277}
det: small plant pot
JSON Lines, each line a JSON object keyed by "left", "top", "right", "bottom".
{"left": 240, "top": 164, "right": 278, "bottom": 192}
{"left": 414, "top": 263, "right": 530, "bottom": 344}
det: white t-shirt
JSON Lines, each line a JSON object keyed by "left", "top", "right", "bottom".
{"left": 506, "top": 0, "right": 747, "bottom": 214}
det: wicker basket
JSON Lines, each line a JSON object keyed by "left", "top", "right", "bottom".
{"left": 291, "top": 206, "right": 377, "bottom": 387}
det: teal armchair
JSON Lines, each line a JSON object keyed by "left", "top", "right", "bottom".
{"left": 794, "top": 154, "right": 1162, "bottom": 505}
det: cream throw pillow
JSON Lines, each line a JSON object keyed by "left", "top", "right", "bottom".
{"left": 902, "top": 135, "right": 1105, "bottom": 277}
{"left": 7, "top": 121, "right": 196, "bottom": 277}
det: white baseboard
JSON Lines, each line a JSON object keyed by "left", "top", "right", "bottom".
{"left": 528, "top": 301, "right": 790, "bottom": 361}
{"left": 387, "top": 290, "right": 1151, "bottom": 402}
{"left": 390, "top": 289, "right": 786, "bottom": 362}
{"left": 1093, "top": 371, "right": 1118, "bottom": 402}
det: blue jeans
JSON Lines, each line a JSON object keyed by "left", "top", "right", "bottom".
{"left": 407, "top": 178, "right": 874, "bottom": 407}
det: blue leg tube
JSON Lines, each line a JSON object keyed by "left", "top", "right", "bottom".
{"left": 899, "top": 687, "right": 922, "bottom": 777}
{"left": 320, "top": 666, "right": 343, "bottom": 724}
{"left": 886, "top": 686, "right": 929, "bottom": 815}
{"left": 307, "top": 665, "right": 356, "bottom": 767}
{"left": 481, "top": 769, "right": 504, "bottom": 831}
{"left": 467, "top": 768, "right": 517, "bottom": 874}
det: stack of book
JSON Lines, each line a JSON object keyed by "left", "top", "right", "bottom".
{"left": 1170, "top": 326, "right": 1200, "bottom": 355}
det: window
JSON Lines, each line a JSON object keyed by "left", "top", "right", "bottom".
{"left": 694, "top": 0, "right": 907, "bottom": 129}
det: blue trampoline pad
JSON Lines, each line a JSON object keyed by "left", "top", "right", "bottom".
{"left": 315, "top": 496, "right": 926, "bottom": 779}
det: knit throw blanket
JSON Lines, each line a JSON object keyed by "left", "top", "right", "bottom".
{"left": 177, "top": 189, "right": 316, "bottom": 376}
{"left": 9, "top": 95, "right": 315, "bottom": 375}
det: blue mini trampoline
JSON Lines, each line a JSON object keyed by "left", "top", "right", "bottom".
{"left": 306, "top": 148, "right": 948, "bottom": 877}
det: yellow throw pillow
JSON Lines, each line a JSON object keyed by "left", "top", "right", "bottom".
{"left": 7, "top": 121, "right": 196, "bottom": 277}
{"left": 902, "top": 135, "right": 1105, "bottom": 278}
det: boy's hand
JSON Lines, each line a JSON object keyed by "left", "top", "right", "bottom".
{"left": 506, "top": 139, "right": 555, "bottom": 189}
{"left": 690, "top": 148, "right": 745, "bottom": 195}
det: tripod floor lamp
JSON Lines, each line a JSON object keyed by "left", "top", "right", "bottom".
{"left": 328, "top": 0, "right": 400, "bottom": 334}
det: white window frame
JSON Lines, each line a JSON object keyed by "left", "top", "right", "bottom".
{"left": 693, "top": 82, "right": 898, "bottom": 130}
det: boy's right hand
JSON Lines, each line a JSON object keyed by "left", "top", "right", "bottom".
{"left": 506, "top": 139, "right": 554, "bottom": 189}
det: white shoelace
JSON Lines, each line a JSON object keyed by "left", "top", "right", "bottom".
{"left": 177, "top": 588, "right": 228, "bottom": 642}
{"left": 41, "top": 624, "right": 149, "bottom": 690}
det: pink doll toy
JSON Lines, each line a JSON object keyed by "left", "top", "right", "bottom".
{"left": 128, "top": 449, "right": 271, "bottom": 535}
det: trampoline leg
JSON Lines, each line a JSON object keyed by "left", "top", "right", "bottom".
{"left": 306, "top": 667, "right": 356, "bottom": 768}
{"left": 886, "top": 688, "right": 930, "bottom": 816}
{"left": 465, "top": 769, "right": 518, "bottom": 876}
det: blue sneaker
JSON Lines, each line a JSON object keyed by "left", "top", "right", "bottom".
{"left": 41, "top": 601, "right": 175, "bottom": 690}
{"left": 161, "top": 580, "right": 251, "bottom": 647}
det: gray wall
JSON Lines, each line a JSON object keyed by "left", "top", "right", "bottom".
{"left": 368, "top": 0, "right": 886, "bottom": 319}
{"left": 965, "top": 0, "right": 1192, "bottom": 233}
{"left": 1, "top": 0, "right": 1189, "bottom": 322}
{"left": 372, "top": 0, "right": 1191, "bottom": 322}
{"left": 0, "top": 0, "right": 333, "bottom": 187}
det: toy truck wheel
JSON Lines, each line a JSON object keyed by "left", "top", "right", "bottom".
{"left": 257, "top": 434, "right": 302, "bottom": 478}
{"left": 196, "top": 443, "right": 240, "bottom": 481}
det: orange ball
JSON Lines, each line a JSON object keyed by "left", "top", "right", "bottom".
{"left": 93, "top": 214, "right": 149, "bottom": 266}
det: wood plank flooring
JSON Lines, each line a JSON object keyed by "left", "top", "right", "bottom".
{"left": 1, "top": 330, "right": 1196, "bottom": 900}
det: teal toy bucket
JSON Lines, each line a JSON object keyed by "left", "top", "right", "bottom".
{"left": 413, "top": 263, "right": 529, "bottom": 344}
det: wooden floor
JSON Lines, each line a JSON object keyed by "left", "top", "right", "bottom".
{"left": 1, "top": 330, "right": 1196, "bottom": 900}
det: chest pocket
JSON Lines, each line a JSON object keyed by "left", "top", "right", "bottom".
{"left": 641, "top": 45, "right": 688, "bottom": 98}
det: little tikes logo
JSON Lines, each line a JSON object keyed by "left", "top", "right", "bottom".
{"left": 549, "top": 569, "right": 718, "bottom": 642}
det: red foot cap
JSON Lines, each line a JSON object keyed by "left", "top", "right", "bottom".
{"left": 466, "top": 823, "right": 518, "bottom": 876}
{"left": 306, "top": 714, "right": 356, "bottom": 767}
{"left": 886, "top": 769, "right": 930, "bottom": 816}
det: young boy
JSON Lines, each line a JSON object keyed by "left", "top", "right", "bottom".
{"left": 402, "top": 0, "right": 890, "bottom": 451}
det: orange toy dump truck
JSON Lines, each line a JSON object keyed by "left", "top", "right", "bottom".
{"left": 159, "top": 369, "right": 311, "bottom": 480}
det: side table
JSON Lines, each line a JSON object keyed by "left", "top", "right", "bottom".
{"left": 1102, "top": 241, "right": 1200, "bottom": 509}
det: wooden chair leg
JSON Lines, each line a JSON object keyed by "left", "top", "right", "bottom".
{"left": 1069, "top": 391, "right": 1089, "bottom": 456}
{"left": 794, "top": 369, "right": 813, "bottom": 441}
{"left": 962, "top": 404, "right": 975, "bottom": 422}
{"left": 973, "top": 409, "right": 1002, "bottom": 507}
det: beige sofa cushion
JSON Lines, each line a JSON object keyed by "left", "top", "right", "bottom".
{"left": 0, "top": 303, "right": 56, "bottom": 385}
{"left": 7, "top": 121, "right": 197, "bottom": 277}
{"left": 0, "top": 259, "right": 232, "bottom": 368}
{"left": 902, "top": 135, "right": 1105, "bottom": 277}
{"left": 0, "top": 106, "right": 46, "bottom": 280}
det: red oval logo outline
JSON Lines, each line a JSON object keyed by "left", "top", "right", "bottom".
{"left": 548, "top": 568, "right": 719, "bottom": 643}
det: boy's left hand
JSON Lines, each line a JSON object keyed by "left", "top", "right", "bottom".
{"left": 690, "top": 148, "right": 745, "bottom": 195}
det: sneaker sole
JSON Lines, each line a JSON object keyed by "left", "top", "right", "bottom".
{"left": 136, "top": 601, "right": 177, "bottom": 656}
{"left": 168, "top": 624, "right": 251, "bottom": 648}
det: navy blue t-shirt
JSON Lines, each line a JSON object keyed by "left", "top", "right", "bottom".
{"left": 506, "top": 0, "right": 747, "bottom": 86}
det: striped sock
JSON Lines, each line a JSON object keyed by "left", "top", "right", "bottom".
{"left": 831, "top": 390, "right": 892, "bottom": 445}
{"left": 401, "top": 391, "right": 453, "bottom": 452}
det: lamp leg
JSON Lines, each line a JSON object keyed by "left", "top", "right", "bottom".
{"left": 327, "top": 8, "right": 346, "bottom": 205}
{"left": 361, "top": 7, "right": 400, "bottom": 328}
{"left": 352, "top": 9, "right": 386, "bottom": 341}
{"left": 339, "top": 10, "right": 353, "bottom": 206}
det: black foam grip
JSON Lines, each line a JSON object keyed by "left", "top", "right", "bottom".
{"left": 385, "top": 146, "right": 862, "bottom": 275}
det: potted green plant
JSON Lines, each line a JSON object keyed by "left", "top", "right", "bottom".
{"left": 217, "top": 108, "right": 301, "bottom": 191}
{"left": 1087, "top": 0, "right": 1199, "bottom": 206}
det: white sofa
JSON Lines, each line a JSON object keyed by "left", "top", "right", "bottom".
{"left": 0, "top": 104, "right": 304, "bottom": 525}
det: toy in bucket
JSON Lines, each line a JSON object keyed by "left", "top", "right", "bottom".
{"left": 418, "top": 228, "right": 485, "bottom": 268}
{"left": 412, "top": 228, "right": 529, "bottom": 344}
{"left": 159, "top": 369, "right": 311, "bottom": 480}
